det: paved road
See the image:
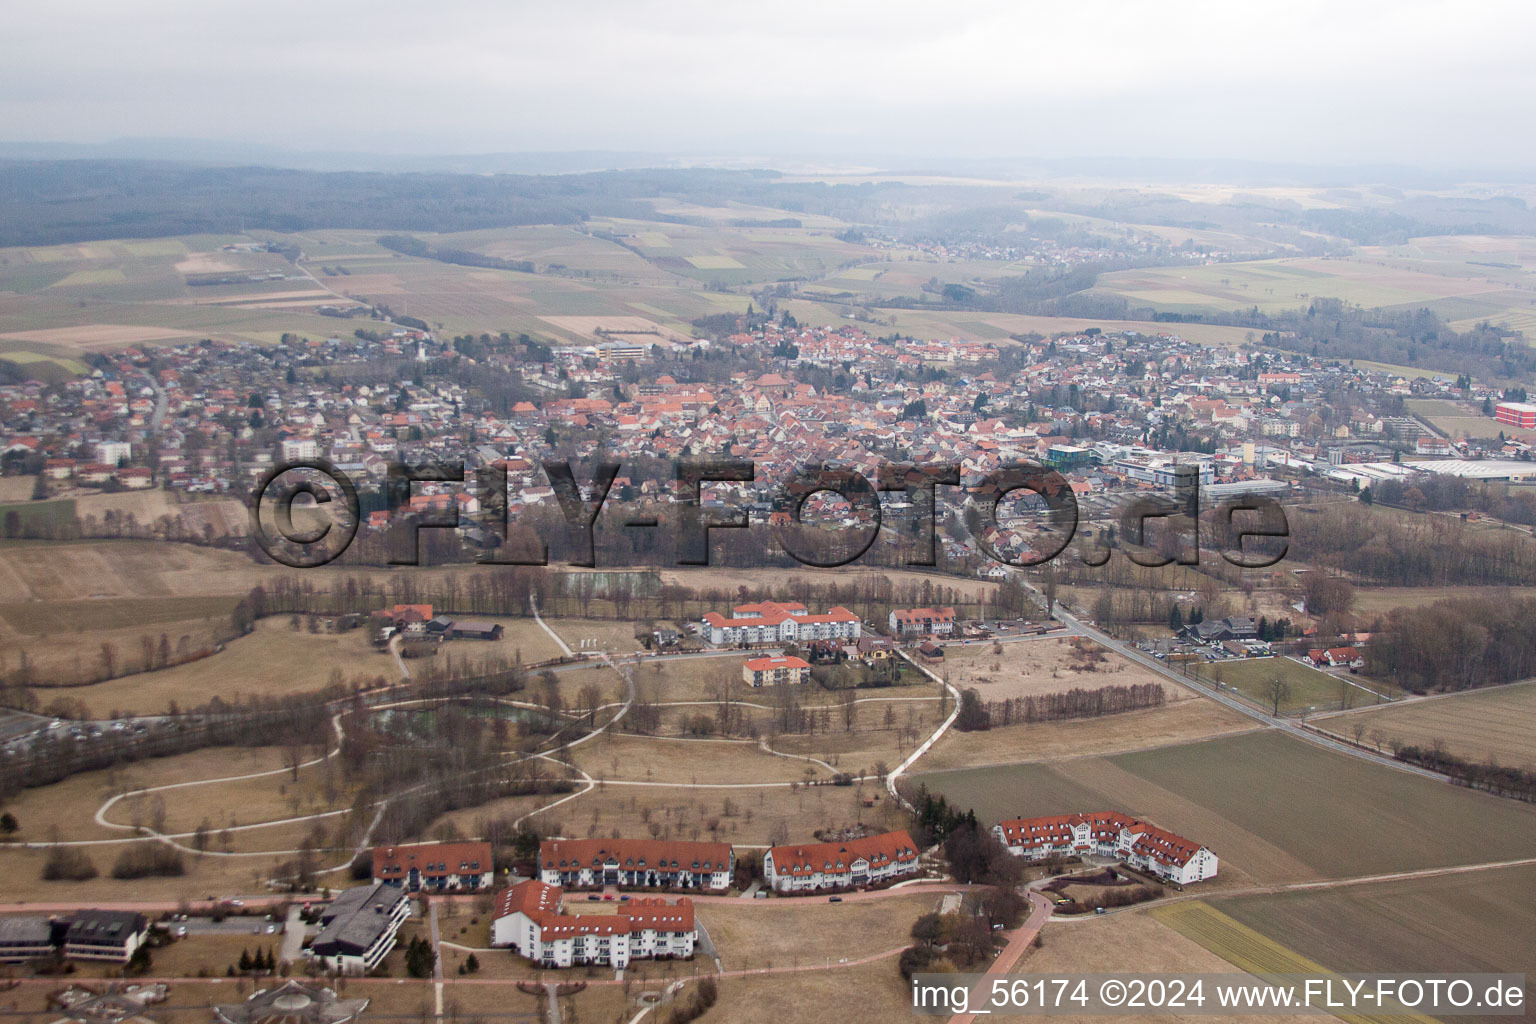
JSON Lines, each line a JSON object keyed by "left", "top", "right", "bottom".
{"left": 948, "top": 891, "right": 1054, "bottom": 1024}
{"left": 280, "top": 905, "right": 306, "bottom": 963}
{"left": 428, "top": 897, "right": 445, "bottom": 1019}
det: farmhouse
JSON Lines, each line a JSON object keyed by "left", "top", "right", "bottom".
{"left": 742, "top": 655, "right": 811, "bottom": 687}
{"left": 490, "top": 880, "right": 696, "bottom": 968}
{"left": 372, "top": 840, "right": 494, "bottom": 891}
{"left": 889, "top": 606, "right": 956, "bottom": 637}
{"left": 699, "top": 600, "right": 861, "bottom": 646}
{"left": 762, "top": 830, "right": 921, "bottom": 893}
{"left": 539, "top": 838, "right": 734, "bottom": 892}
{"left": 309, "top": 883, "right": 411, "bottom": 975}
{"left": 993, "top": 812, "right": 1218, "bottom": 885}
{"left": 1308, "top": 648, "right": 1364, "bottom": 669}
{"left": 63, "top": 910, "right": 148, "bottom": 963}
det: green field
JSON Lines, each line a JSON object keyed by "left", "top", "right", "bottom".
{"left": 1207, "top": 656, "right": 1359, "bottom": 713}
{"left": 916, "top": 730, "right": 1536, "bottom": 883}
{"left": 0, "top": 498, "right": 77, "bottom": 535}
{"left": 1218, "top": 863, "right": 1536, "bottom": 978}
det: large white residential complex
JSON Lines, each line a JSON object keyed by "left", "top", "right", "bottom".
{"left": 993, "top": 811, "right": 1218, "bottom": 885}
{"left": 763, "top": 830, "right": 921, "bottom": 893}
{"left": 700, "top": 601, "right": 861, "bottom": 646}
{"left": 491, "top": 880, "right": 696, "bottom": 969}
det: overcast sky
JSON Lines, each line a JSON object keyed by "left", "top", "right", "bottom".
{"left": 3, "top": 0, "right": 1534, "bottom": 167}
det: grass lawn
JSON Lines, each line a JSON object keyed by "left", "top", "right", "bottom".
{"left": 701, "top": 960, "right": 914, "bottom": 1024}
{"left": 1206, "top": 657, "right": 1350, "bottom": 713}
{"left": 701, "top": 891, "right": 941, "bottom": 970}
{"left": 522, "top": 778, "right": 909, "bottom": 849}
{"left": 570, "top": 732, "right": 832, "bottom": 785}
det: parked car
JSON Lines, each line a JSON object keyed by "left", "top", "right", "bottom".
{"left": 828, "top": 896, "right": 843, "bottom": 903}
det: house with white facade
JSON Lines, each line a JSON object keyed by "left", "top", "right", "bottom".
{"left": 992, "top": 811, "right": 1217, "bottom": 885}
{"left": 539, "top": 838, "right": 733, "bottom": 893}
{"left": 700, "top": 601, "right": 861, "bottom": 646}
{"left": 62, "top": 911, "right": 148, "bottom": 963}
{"left": 762, "top": 830, "right": 920, "bottom": 893}
{"left": 491, "top": 880, "right": 696, "bottom": 969}
{"left": 888, "top": 606, "right": 956, "bottom": 637}
{"left": 741, "top": 655, "right": 811, "bottom": 687}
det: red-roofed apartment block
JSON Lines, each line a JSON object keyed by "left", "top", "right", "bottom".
{"left": 539, "top": 838, "right": 734, "bottom": 892}
{"left": 372, "top": 840, "right": 494, "bottom": 891}
{"left": 741, "top": 655, "right": 811, "bottom": 687}
{"left": 699, "top": 600, "right": 861, "bottom": 646}
{"left": 763, "top": 830, "right": 920, "bottom": 893}
{"left": 993, "top": 812, "right": 1217, "bottom": 885}
{"left": 490, "top": 880, "right": 696, "bottom": 968}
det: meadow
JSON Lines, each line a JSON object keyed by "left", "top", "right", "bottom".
{"left": 1206, "top": 656, "right": 1358, "bottom": 713}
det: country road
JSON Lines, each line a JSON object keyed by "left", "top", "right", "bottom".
{"left": 1024, "top": 585, "right": 1451, "bottom": 783}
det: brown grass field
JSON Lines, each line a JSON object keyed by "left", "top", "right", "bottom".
{"left": 913, "top": 699, "right": 1256, "bottom": 772}
{"left": 0, "top": 324, "right": 199, "bottom": 349}
{"left": 0, "top": 745, "right": 297, "bottom": 842}
{"left": 569, "top": 732, "right": 833, "bottom": 785}
{"left": 0, "top": 842, "right": 304, "bottom": 902}
{"left": 916, "top": 730, "right": 1536, "bottom": 886}
{"left": 35, "top": 617, "right": 399, "bottom": 717}
{"left": 940, "top": 635, "right": 1197, "bottom": 703}
{"left": 25, "top": 612, "right": 568, "bottom": 717}
{"left": 522, "top": 777, "right": 908, "bottom": 849}
{"left": 1314, "top": 680, "right": 1536, "bottom": 768}
{"left": 544, "top": 616, "right": 645, "bottom": 654}
{"left": 702, "top": 891, "right": 942, "bottom": 970}
{"left": 698, "top": 961, "right": 913, "bottom": 1024}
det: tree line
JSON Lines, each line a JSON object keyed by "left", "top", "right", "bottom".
{"left": 977, "top": 683, "right": 1167, "bottom": 728}
{"left": 1365, "top": 595, "right": 1536, "bottom": 692}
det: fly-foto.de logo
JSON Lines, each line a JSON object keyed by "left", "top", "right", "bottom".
{"left": 249, "top": 456, "right": 1288, "bottom": 571}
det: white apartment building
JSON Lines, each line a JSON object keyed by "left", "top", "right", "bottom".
{"left": 491, "top": 881, "right": 696, "bottom": 969}
{"left": 700, "top": 601, "right": 861, "bottom": 646}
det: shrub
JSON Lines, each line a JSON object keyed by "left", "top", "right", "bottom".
{"left": 111, "top": 844, "right": 185, "bottom": 879}
{"left": 42, "top": 846, "right": 98, "bottom": 881}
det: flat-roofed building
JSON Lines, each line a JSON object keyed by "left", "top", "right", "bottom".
{"left": 309, "top": 883, "right": 411, "bottom": 975}
{"left": 63, "top": 910, "right": 148, "bottom": 963}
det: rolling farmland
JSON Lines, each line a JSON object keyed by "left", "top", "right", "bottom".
{"left": 915, "top": 731, "right": 1536, "bottom": 884}
{"left": 1315, "top": 681, "right": 1536, "bottom": 768}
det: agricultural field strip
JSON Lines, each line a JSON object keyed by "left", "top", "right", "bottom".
{"left": 1149, "top": 902, "right": 1436, "bottom": 1024}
